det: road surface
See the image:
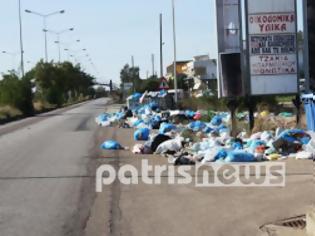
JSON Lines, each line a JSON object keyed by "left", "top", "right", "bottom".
{"left": 0, "top": 98, "right": 111, "bottom": 236}
{"left": 0, "top": 98, "right": 314, "bottom": 236}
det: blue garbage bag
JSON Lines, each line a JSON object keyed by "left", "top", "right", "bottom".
{"left": 185, "top": 110, "right": 196, "bottom": 119}
{"left": 133, "top": 119, "right": 144, "bottom": 127}
{"left": 132, "top": 93, "right": 142, "bottom": 101}
{"left": 100, "top": 140, "right": 123, "bottom": 150}
{"left": 188, "top": 121, "right": 206, "bottom": 132}
{"left": 210, "top": 115, "right": 222, "bottom": 126}
{"left": 159, "top": 122, "right": 176, "bottom": 134}
{"left": 231, "top": 139, "right": 243, "bottom": 150}
{"left": 224, "top": 151, "right": 256, "bottom": 162}
{"left": 202, "top": 126, "right": 213, "bottom": 134}
{"left": 134, "top": 128, "right": 150, "bottom": 141}
{"left": 149, "top": 101, "right": 159, "bottom": 110}
{"left": 98, "top": 113, "right": 109, "bottom": 122}
{"left": 278, "top": 129, "right": 311, "bottom": 145}
{"left": 214, "top": 149, "right": 228, "bottom": 161}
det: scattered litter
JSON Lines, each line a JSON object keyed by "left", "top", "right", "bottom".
{"left": 96, "top": 97, "right": 314, "bottom": 164}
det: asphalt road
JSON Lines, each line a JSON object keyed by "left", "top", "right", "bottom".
{"left": 0, "top": 99, "right": 314, "bottom": 236}
{"left": 0, "top": 98, "right": 111, "bottom": 236}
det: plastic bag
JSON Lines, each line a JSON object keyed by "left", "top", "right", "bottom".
{"left": 155, "top": 138, "right": 183, "bottom": 154}
{"left": 100, "top": 140, "right": 123, "bottom": 150}
{"left": 224, "top": 151, "right": 256, "bottom": 162}
{"left": 188, "top": 121, "right": 206, "bottom": 132}
{"left": 134, "top": 128, "right": 150, "bottom": 141}
{"left": 210, "top": 115, "right": 222, "bottom": 126}
{"left": 159, "top": 123, "right": 176, "bottom": 134}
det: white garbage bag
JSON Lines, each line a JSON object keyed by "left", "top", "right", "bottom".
{"left": 155, "top": 137, "right": 183, "bottom": 154}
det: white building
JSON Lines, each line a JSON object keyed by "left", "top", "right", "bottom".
{"left": 185, "top": 55, "right": 217, "bottom": 81}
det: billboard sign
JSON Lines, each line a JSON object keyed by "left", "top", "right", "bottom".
{"left": 246, "top": 0, "right": 298, "bottom": 95}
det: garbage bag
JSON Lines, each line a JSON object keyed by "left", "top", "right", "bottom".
{"left": 296, "top": 151, "right": 313, "bottom": 160}
{"left": 224, "top": 151, "right": 256, "bottom": 162}
{"left": 202, "top": 126, "right": 213, "bottom": 134}
{"left": 159, "top": 122, "right": 176, "bottom": 134}
{"left": 151, "top": 134, "right": 172, "bottom": 152}
{"left": 210, "top": 115, "right": 222, "bottom": 126}
{"left": 134, "top": 128, "right": 150, "bottom": 141}
{"left": 185, "top": 110, "right": 196, "bottom": 119}
{"left": 174, "top": 156, "right": 195, "bottom": 166}
{"left": 202, "top": 148, "right": 227, "bottom": 163}
{"left": 132, "top": 119, "right": 144, "bottom": 127}
{"left": 132, "top": 93, "right": 142, "bottom": 101}
{"left": 188, "top": 121, "right": 206, "bottom": 132}
{"left": 155, "top": 138, "right": 183, "bottom": 154}
{"left": 273, "top": 129, "right": 311, "bottom": 154}
{"left": 100, "top": 140, "right": 123, "bottom": 150}
{"left": 148, "top": 101, "right": 159, "bottom": 111}
{"left": 231, "top": 138, "right": 244, "bottom": 150}
{"left": 193, "top": 112, "right": 202, "bottom": 120}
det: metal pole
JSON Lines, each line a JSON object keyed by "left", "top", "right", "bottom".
{"left": 151, "top": 54, "right": 155, "bottom": 77}
{"left": 172, "top": 0, "right": 178, "bottom": 104}
{"left": 57, "top": 34, "right": 61, "bottom": 63}
{"left": 303, "top": 0, "right": 310, "bottom": 92}
{"left": 160, "top": 13, "right": 164, "bottom": 78}
{"left": 131, "top": 55, "right": 134, "bottom": 68}
{"left": 43, "top": 18, "right": 48, "bottom": 62}
{"left": 18, "top": 0, "right": 25, "bottom": 77}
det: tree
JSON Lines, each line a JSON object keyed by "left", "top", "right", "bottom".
{"left": 120, "top": 64, "right": 141, "bottom": 92}
{"left": 0, "top": 74, "right": 33, "bottom": 114}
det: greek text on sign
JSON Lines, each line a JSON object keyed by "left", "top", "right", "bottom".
{"left": 250, "top": 54, "right": 297, "bottom": 76}
{"left": 249, "top": 13, "right": 296, "bottom": 34}
{"left": 250, "top": 35, "right": 296, "bottom": 55}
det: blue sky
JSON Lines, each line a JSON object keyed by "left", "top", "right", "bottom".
{"left": 0, "top": 0, "right": 303, "bottom": 84}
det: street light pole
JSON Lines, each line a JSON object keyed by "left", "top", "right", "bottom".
{"left": 25, "top": 9, "right": 65, "bottom": 62}
{"left": 18, "top": 0, "right": 25, "bottom": 77}
{"left": 47, "top": 28, "right": 74, "bottom": 63}
{"left": 160, "top": 13, "right": 164, "bottom": 78}
{"left": 172, "top": 0, "right": 178, "bottom": 104}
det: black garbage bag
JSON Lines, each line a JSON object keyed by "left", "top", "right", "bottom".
{"left": 151, "top": 134, "right": 171, "bottom": 152}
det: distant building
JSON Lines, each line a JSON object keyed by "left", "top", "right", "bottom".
{"left": 166, "top": 60, "right": 191, "bottom": 79}
{"left": 185, "top": 55, "right": 217, "bottom": 81}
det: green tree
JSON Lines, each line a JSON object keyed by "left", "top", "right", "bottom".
{"left": 0, "top": 74, "right": 33, "bottom": 114}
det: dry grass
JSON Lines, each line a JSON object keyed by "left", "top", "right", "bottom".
{"left": 0, "top": 106, "right": 23, "bottom": 119}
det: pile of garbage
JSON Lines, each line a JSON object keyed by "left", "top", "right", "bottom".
{"left": 97, "top": 93, "right": 314, "bottom": 165}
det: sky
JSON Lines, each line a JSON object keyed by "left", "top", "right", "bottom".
{"left": 0, "top": 0, "right": 303, "bottom": 84}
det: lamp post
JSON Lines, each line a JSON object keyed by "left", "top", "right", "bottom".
{"left": 18, "top": 0, "right": 25, "bottom": 77}
{"left": 47, "top": 27, "right": 74, "bottom": 63}
{"left": 25, "top": 9, "right": 65, "bottom": 62}
{"left": 172, "top": 0, "right": 178, "bottom": 104}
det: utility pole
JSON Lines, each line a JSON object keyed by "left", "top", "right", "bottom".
{"left": 18, "top": 0, "right": 25, "bottom": 77}
{"left": 160, "top": 13, "right": 164, "bottom": 78}
{"left": 172, "top": 0, "right": 178, "bottom": 104}
{"left": 151, "top": 54, "right": 155, "bottom": 77}
{"left": 303, "top": 0, "right": 310, "bottom": 92}
{"left": 131, "top": 55, "right": 134, "bottom": 68}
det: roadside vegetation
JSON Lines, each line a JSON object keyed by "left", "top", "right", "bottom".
{"left": 0, "top": 60, "right": 97, "bottom": 123}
